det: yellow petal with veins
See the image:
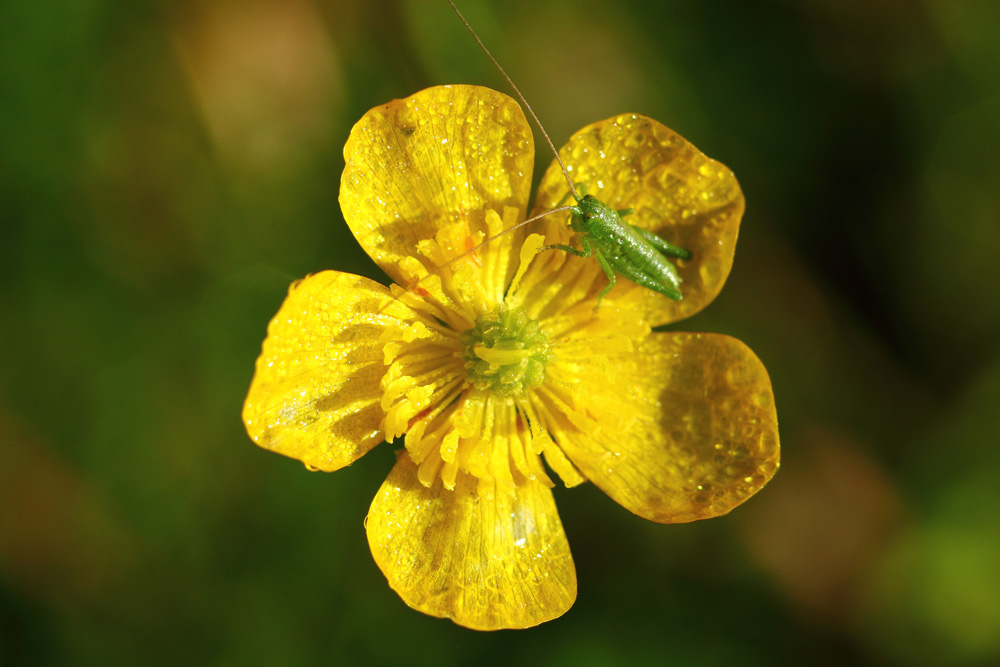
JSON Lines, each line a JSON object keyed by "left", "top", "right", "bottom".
{"left": 367, "top": 451, "right": 576, "bottom": 630}
{"left": 531, "top": 113, "right": 744, "bottom": 327}
{"left": 242, "top": 271, "right": 415, "bottom": 472}
{"left": 554, "top": 332, "right": 779, "bottom": 523}
{"left": 340, "top": 85, "right": 534, "bottom": 291}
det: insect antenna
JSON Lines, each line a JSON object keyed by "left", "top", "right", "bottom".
{"left": 397, "top": 204, "right": 576, "bottom": 297}
{"left": 377, "top": 2, "right": 586, "bottom": 314}
{"left": 446, "top": 0, "right": 579, "bottom": 202}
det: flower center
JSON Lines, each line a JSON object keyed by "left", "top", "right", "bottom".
{"left": 460, "top": 305, "right": 553, "bottom": 397}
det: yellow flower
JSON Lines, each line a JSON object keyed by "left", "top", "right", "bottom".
{"left": 242, "top": 85, "right": 779, "bottom": 630}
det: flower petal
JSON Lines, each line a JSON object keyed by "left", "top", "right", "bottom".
{"left": 531, "top": 114, "right": 744, "bottom": 326}
{"left": 243, "top": 271, "right": 415, "bottom": 472}
{"left": 340, "top": 85, "right": 534, "bottom": 287}
{"left": 366, "top": 451, "right": 576, "bottom": 630}
{"left": 555, "top": 332, "right": 779, "bottom": 523}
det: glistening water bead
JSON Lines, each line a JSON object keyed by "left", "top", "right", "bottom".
{"left": 460, "top": 305, "right": 554, "bottom": 398}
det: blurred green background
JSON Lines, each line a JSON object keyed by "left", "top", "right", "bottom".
{"left": 2, "top": 0, "right": 999, "bottom": 664}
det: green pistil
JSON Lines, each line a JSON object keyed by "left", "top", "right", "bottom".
{"left": 460, "top": 305, "right": 554, "bottom": 398}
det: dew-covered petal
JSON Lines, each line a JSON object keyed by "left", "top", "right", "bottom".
{"left": 366, "top": 451, "right": 576, "bottom": 630}
{"left": 555, "top": 332, "right": 779, "bottom": 523}
{"left": 340, "top": 85, "right": 534, "bottom": 290}
{"left": 531, "top": 114, "right": 744, "bottom": 326}
{"left": 243, "top": 271, "right": 415, "bottom": 472}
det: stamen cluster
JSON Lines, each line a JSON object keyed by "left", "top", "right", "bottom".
{"left": 461, "top": 305, "right": 553, "bottom": 397}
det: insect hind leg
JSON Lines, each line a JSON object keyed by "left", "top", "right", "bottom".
{"left": 628, "top": 224, "right": 692, "bottom": 260}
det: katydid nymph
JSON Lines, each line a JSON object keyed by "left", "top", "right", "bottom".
{"left": 427, "top": 0, "right": 695, "bottom": 310}
{"left": 549, "top": 189, "right": 692, "bottom": 306}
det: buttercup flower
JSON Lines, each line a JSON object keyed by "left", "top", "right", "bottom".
{"left": 243, "top": 85, "right": 779, "bottom": 630}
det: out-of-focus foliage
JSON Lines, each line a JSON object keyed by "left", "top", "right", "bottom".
{"left": 1, "top": 0, "right": 998, "bottom": 665}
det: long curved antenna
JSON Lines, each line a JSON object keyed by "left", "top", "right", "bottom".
{"left": 401, "top": 205, "right": 576, "bottom": 293}
{"left": 446, "top": 0, "right": 580, "bottom": 202}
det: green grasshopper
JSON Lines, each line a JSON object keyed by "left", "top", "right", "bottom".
{"left": 547, "top": 189, "right": 692, "bottom": 306}
{"left": 434, "top": 0, "right": 694, "bottom": 308}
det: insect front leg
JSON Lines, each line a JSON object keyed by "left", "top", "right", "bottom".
{"left": 542, "top": 235, "right": 594, "bottom": 258}
{"left": 543, "top": 236, "right": 623, "bottom": 308}
{"left": 543, "top": 236, "right": 622, "bottom": 308}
